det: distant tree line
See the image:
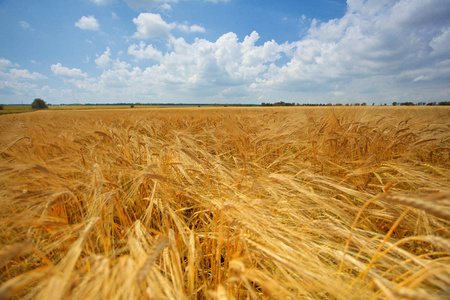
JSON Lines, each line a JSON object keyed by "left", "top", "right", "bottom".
{"left": 262, "top": 101, "right": 450, "bottom": 107}
{"left": 81, "top": 103, "right": 258, "bottom": 107}
{"left": 261, "top": 101, "right": 296, "bottom": 106}
{"left": 261, "top": 102, "right": 369, "bottom": 106}
{"left": 392, "top": 101, "right": 450, "bottom": 106}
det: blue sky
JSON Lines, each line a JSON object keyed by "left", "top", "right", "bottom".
{"left": 0, "top": 0, "right": 449, "bottom": 105}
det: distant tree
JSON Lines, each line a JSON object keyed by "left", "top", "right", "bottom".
{"left": 130, "top": 105, "right": 134, "bottom": 108}
{"left": 438, "top": 101, "right": 450, "bottom": 106}
{"left": 392, "top": 102, "right": 397, "bottom": 106}
{"left": 31, "top": 98, "right": 48, "bottom": 109}
{"left": 361, "top": 102, "right": 367, "bottom": 106}
{"left": 0, "top": 105, "right": 3, "bottom": 110}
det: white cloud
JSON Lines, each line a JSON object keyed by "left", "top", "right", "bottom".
{"left": 0, "top": 59, "right": 46, "bottom": 81}
{"left": 124, "top": 31, "right": 287, "bottom": 97}
{"left": 160, "top": 3, "right": 172, "bottom": 10}
{"left": 96, "top": 48, "right": 132, "bottom": 71}
{"left": 95, "top": 47, "right": 112, "bottom": 69}
{"left": 8, "top": 70, "right": 41, "bottom": 82}
{"left": 0, "top": 60, "right": 48, "bottom": 103}
{"left": 51, "top": 63, "right": 87, "bottom": 78}
{"left": 0, "top": 58, "right": 14, "bottom": 71}
{"left": 177, "top": 24, "right": 206, "bottom": 34}
{"left": 251, "top": 0, "right": 450, "bottom": 96}
{"left": 75, "top": 16, "right": 100, "bottom": 31}
{"left": 112, "top": 59, "right": 131, "bottom": 70}
{"left": 430, "top": 27, "right": 450, "bottom": 58}
{"left": 177, "top": 24, "right": 189, "bottom": 33}
{"left": 128, "top": 42, "right": 163, "bottom": 61}
{"left": 9, "top": 69, "right": 47, "bottom": 81}
{"left": 190, "top": 25, "right": 206, "bottom": 33}
{"left": 132, "top": 13, "right": 206, "bottom": 40}
{"left": 133, "top": 13, "right": 174, "bottom": 39}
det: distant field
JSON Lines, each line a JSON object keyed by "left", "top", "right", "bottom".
{"left": 0, "top": 105, "right": 122, "bottom": 115}
{"left": 0, "top": 106, "right": 449, "bottom": 299}
{"left": 48, "top": 105, "right": 146, "bottom": 110}
{"left": 0, "top": 105, "right": 34, "bottom": 115}
{"left": 0, "top": 105, "right": 194, "bottom": 115}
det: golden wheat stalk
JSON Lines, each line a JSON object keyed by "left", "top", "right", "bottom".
{"left": 137, "top": 236, "right": 169, "bottom": 283}
{"left": 381, "top": 193, "right": 450, "bottom": 220}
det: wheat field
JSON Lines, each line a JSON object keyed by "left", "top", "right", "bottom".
{"left": 0, "top": 106, "right": 449, "bottom": 299}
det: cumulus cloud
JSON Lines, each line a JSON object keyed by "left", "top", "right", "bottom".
{"left": 9, "top": 69, "right": 47, "bottom": 81}
{"left": 128, "top": 42, "right": 163, "bottom": 61}
{"left": 124, "top": 31, "right": 287, "bottom": 98}
{"left": 133, "top": 13, "right": 174, "bottom": 39}
{"left": 177, "top": 24, "right": 206, "bottom": 34}
{"left": 190, "top": 25, "right": 206, "bottom": 33}
{"left": 123, "top": 0, "right": 449, "bottom": 100}
{"left": 0, "top": 59, "right": 46, "bottom": 81}
{"left": 132, "top": 13, "right": 206, "bottom": 40}
{"left": 95, "top": 48, "right": 132, "bottom": 72}
{"left": 75, "top": 16, "right": 100, "bottom": 31}
{"left": 251, "top": 0, "right": 450, "bottom": 96}
{"left": 0, "top": 59, "right": 48, "bottom": 102}
{"left": 0, "top": 58, "right": 14, "bottom": 71}
{"left": 51, "top": 63, "right": 87, "bottom": 78}
{"left": 95, "top": 48, "right": 112, "bottom": 69}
